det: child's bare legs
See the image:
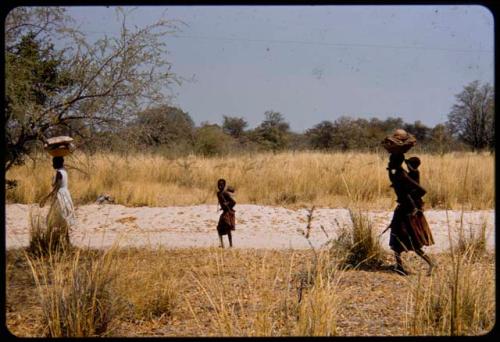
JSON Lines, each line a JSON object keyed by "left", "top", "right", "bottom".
{"left": 228, "top": 231, "right": 233, "bottom": 248}
{"left": 219, "top": 234, "right": 224, "bottom": 248}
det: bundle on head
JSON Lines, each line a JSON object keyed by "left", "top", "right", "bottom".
{"left": 381, "top": 129, "right": 416, "bottom": 154}
{"left": 44, "top": 136, "right": 75, "bottom": 157}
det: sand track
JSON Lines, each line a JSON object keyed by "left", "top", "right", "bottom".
{"left": 6, "top": 204, "right": 494, "bottom": 252}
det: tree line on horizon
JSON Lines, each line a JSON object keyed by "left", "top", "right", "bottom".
{"left": 5, "top": 7, "right": 495, "bottom": 173}
{"left": 83, "top": 100, "right": 493, "bottom": 157}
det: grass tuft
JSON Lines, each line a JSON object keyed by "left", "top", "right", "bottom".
{"left": 25, "top": 247, "right": 118, "bottom": 337}
{"left": 328, "top": 209, "right": 386, "bottom": 270}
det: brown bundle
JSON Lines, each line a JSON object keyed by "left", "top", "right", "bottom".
{"left": 381, "top": 129, "right": 416, "bottom": 154}
{"left": 44, "top": 136, "right": 75, "bottom": 157}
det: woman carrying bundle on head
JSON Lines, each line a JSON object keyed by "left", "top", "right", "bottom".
{"left": 39, "top": 137, "right": 76, "bottom": 248}
{"left": 216, "top": 178, "right": 236, "bottom": 248}
{"left": 382, "top": 129, "right": 436, "bottom": 276}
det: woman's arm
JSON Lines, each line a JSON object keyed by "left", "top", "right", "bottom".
{"left": 399, "top": 172, "right": 425, "bottom": 215}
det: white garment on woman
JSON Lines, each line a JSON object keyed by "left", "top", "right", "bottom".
{"left": 50, "top": 168, "right": 76, "bottom": 227}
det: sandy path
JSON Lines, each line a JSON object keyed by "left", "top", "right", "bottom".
{"left": 6, "top": 204, "right": 495, "bottom": 252}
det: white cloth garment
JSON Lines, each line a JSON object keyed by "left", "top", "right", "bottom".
{"left": 49, "top": 168, "right": 76, "bottom": 227}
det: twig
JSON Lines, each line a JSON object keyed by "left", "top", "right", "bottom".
{"left": 64, "top": 163, "right": 90, "bottom": 177}
{"left": 300, "top": 206, "right": 318, "bottom": 263}
{"left": 320, "top": 224, "right": 329, "bottom": 238}
{"left": 304, "top": 206, "right": 316, "bottom": 239}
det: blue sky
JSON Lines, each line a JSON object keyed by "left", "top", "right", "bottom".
{"left": 66, "top": 5, "right": 494, "bottom": 132}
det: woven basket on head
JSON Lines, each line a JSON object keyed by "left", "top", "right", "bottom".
{"left": 44, "top": 136, "right": 75, "bottom": 157}
{"left": 381, "top": 129, "right": 416, "bottom": 154}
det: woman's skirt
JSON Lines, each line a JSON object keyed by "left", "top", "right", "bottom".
{"left": 47, "top": 189, "right": 76, "bottom": 228}
{"left": 217, "top": 210, "right": 235, "bottom": 236}
{"left": 389, "top": 205, "right": 434, "bottom": 253}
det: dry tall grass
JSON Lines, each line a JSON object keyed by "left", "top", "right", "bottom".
{"left": 28, "top": 208, "right": 72, "bottom": 257}
{"left": 28, "top": 211, "right": 64, "bottom": 257}
{"left": 25, "top": 247, "right": 118, "bottom": 337}
{"left": 6, "top": 151, "right": 494, "bottom": 209}
{"left": 328, "top": 209, "right": 386, "bottom": 269}
{"left": 111, "top": 247, "right": 179, "bottom": 321}
{"left": 184, "top": 247, "right": 345, "bottom": 336}
{"left": 8, "top": 244, "right": 494, "bottom": 337}
{"left": 293, "top": 253, "right": 344, "bottom": 336}
{"left": 405, "top": 250, "right": 495, "bottom": 335}
{"left": 455, "top": 215, "right": 489, "bottom": 261}
{"left": 405, "top": 210, "right": 495, "bottom": 336}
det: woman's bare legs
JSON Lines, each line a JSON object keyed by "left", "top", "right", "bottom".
{"left": 394, "top": 252, "right": 409, "bottom": 275}
{"left": 415, "top": 248, "right": 435, "bottom": 276}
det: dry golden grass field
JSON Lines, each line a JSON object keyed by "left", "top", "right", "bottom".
{"left": 6, "top": 151, "right": 494, "bottom": 209}
{"left": 6, "top": 246, "right": 495, "bottom": 337}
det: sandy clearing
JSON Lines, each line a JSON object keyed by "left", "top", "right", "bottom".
{"left": 5, "top": 204, "right": 495, "bottom": 252}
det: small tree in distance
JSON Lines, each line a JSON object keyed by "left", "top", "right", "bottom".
{"left": 134, "top": 105, "right": 195, "bottom": 147}
{"left": 194, "top": 123, "right": 233, "bottom": 156}
{"left": 306, "top": 120, "right": 336, "bottom": 150}
{"left": 447, "top": 80, "right": 494, "bottom": 151}
{"left": 253, "top": 111, "right": 290, "bottom": 151}
{"left": 222, "top": 115, "right": 248, "bottom": 140}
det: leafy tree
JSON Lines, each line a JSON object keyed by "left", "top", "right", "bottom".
{"left": 404, "top": 120, "right": 432, "bottom": 145}
{"left": 5, "top": 31, "right": 73, "bottom": 168}
{"left": 447, "top": 80, "right": 494, "bottom": 151}
{"left": 194, "top": 123, "right": 233, "bottom": 156}
{"left": 134, "top": 105, "right": 194, "bottom": 147}
{"left": 306, "top": 120, "right": 336, "bottom": 149}
{"left": 331, "top": 116, "right": 364, "bottom": 150}
{"left": 429, "top": 124, "right": 455, "bottom": 155}
{"left": 253, "top": 111, "right": 290, "bottom": 151}
{"left": 363, "top": 118, "right": 388, "bottom": 148}
{"left": 287, "top": 131, "right": 309, "bottom": 151}
{"left": 222, "top": 115, "right": 248, "bottom": 140}
{"left": 379, "top": 117, "right": 405, "bottom": 133}
{"left": 5, "top": 7, "right": 69, "bottom": 51}
{"left": 5, "top": 6, "right": 181, "bottom": 170}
